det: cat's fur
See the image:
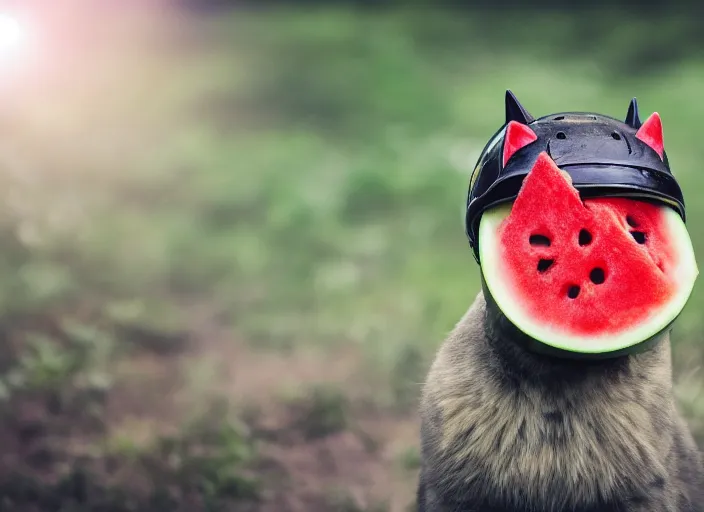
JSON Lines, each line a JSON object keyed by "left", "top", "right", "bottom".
{"left": 417, "top": 291, "right": 704, "bottom": 511}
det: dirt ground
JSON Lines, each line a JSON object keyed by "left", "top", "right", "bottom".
{"left": 0, "top": 311, "right": 420, "bottom": 512}
{"left": 180, "top": 328, "right": 420, "bottom": 512}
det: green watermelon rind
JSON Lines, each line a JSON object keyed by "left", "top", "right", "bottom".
{"left": 478, "top": 204, "right": 699, "bottom": 354}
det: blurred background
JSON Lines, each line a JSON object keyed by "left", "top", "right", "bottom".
{"left": 0, "top": 1, "right": 702, "bottom": 510}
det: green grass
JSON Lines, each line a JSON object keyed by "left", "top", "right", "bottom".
{"left": 0, "top": 4, "right": 702, "bottom": 508}
{"left": 279, "top": 383, "right": 350, "bottom": 440}
{"left": 0, "top": 403, "right": 260, "bottom": 511}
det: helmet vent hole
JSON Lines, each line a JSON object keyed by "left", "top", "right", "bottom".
{"left": 556, "top": 132, "right": 567, "bottom": 140}
{"left": 611, "top": 132, "right": 621, "bottom": 140}
{"left": 553, "top": 116, "right": 564, "bottom": 120}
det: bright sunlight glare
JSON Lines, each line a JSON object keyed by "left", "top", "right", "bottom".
{"left": 0, "top": 14, "right": 23, "bottom": 53}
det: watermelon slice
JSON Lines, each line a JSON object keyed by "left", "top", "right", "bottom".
{"left": 478, "top": 151, "right": 698, "bottom": 355}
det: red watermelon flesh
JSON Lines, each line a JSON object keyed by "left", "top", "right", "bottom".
{"left": 495, "top": 152, "right": 681, "bottom": 337}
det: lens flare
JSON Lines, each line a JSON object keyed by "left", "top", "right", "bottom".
{"left": 0, "top": 14, "right": 22, "bottom": 54}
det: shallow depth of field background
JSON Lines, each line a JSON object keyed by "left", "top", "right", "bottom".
{"left": 0, "top": 2, "right": 703, "bottom": 511}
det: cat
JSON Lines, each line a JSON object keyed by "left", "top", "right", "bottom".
{"left": 417, "top": 291, "right": 704, "bottom": 512}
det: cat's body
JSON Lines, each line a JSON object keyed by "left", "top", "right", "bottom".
{"left": 418, "top": 292, "right": 704, "bottom": 512}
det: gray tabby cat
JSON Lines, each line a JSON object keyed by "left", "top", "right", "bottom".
{"left": 417, "top": 291, "right": 704, "bottom": 512}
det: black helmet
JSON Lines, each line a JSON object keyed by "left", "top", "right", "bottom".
{"left": 465, "top": 91, "right": 686, "bottom": 263}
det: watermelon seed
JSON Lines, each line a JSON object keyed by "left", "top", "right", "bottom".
{"left": 589, "top": 268, "right": 606, "bottom": 285}
{"left": 626, "top": 215, "right": 638, "bottom": 228}
{"left": 537, "top": 259, "right": 554, "bottom": 273}
{"left": 529, "top": 234, "right": 551, "bottom": 247}
{"left": 567, "top": 285, "right": 580, "bottom": 299}
{"left": 578, "top": 229, "right": 592, "bottom": 246}
{"left": 631, "top": 231, "right": 647, "bottom": 244}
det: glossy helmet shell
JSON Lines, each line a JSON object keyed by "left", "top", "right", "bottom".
{"left": 465, "top": 91, "right": 686, "bottom": 263}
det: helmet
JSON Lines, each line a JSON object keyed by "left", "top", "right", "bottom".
{"left": 465, "top": 91, "right": 686, "bottom": 263}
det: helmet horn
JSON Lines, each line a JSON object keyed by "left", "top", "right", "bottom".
{"left": 503, "top": 121, "right": 538, "bottom": 166}
{"left": 625, "top": 98, "right": 642, "bottom": 128}
{"left": 636, "top": 112, "right": 664, "bottom": 160}
{"left": 505, "top": 90, "right": 534, "bottom": 125}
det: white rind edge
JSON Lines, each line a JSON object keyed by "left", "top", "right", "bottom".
{"left": 478, "top": 204, "right": 699, "bottom": 353}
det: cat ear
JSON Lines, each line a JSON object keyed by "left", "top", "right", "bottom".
{"left": 635, "top": 112, "right": 664, "bottom": 159}
{"left": 503, "top": 121, "right": 538, "bottom": 166}
{"left": 505, "top": 90, "right": 534, "bottom": 125}
{"left": 625, "top": 98, "right": 641, "bottom": 128}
